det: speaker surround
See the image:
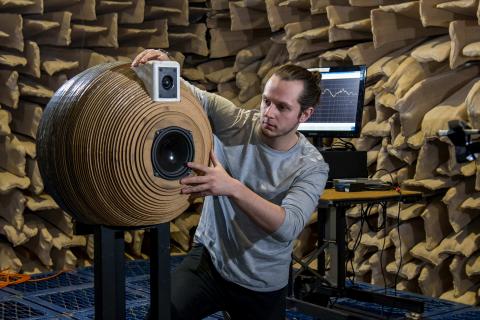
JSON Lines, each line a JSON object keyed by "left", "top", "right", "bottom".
{"left": 152, "top": 126, "right": 194, "bottom": 180}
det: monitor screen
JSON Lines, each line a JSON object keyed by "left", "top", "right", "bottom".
{"left": 298, "top": 65, "right": 367, "bottom": 138}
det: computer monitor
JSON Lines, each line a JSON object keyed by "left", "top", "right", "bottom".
{"left": 298, "top": 65, "right": 367, "bottom": 138}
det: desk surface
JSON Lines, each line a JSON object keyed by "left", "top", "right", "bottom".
{"left": 319, "top": 188, "right": 422, "bottom": 205}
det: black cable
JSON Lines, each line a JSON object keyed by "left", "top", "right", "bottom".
{"left": 369, "top": 168, "right": 395, "bottom": 185}
{"left": 345, "top": 212, "right": 355, "bottom": 284}
{"left": 328, "top": 138, "right": 357, "bottom": 151}
{"left": 394, "top": 201, "right": 402, "bottom": 295}
{"left": 363, "top": 203, "right": 385, "bottom": 232}
{"left": 338, "top": 138, "right": 356, "bottom": 151}
{"left": 383, "top": 198, "right": 403, "bottom": 320}
{"left": 379, "top": 202, "right": 388, "bottom": 295}
{"left": 335, "top": 204, "right": 363, "bottom": 309}
{"left": 348, "top": 204, "right": 365, "bottom": 286}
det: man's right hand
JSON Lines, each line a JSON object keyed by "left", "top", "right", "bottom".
{"left": 131, "top": 49, "right": 170, "bottom": 67}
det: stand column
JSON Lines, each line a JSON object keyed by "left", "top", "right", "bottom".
{"left": 150, "top": 223, "right": 171, "bottom": 320}
{"left": 94, "top": 225, "right": 126, "bottom": 319}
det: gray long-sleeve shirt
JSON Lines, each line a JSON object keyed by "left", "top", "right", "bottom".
{"left": 186, "top": 82, "right": 329, "bottom": 292}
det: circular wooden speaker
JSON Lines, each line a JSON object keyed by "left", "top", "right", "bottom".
{"left": 37, "top": 62, "right": 212, "bottom": 226}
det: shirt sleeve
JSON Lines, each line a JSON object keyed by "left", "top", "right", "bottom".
{"left": 182, "top": 79, "right": 257, "bottom": 137}
{"left": 271, "top": 161, "right": 329, "bottom": 242}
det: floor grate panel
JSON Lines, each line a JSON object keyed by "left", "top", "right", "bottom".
{"left": 3, "top": 272, "right": 93, "bottom": 296}
{"left": 429, "top": 307, "right": 480, "bottom": 320}
{"left": 371, "top": 287, "right": 469, "bottom": 317}
{"left": 26, "top": 286, "right": 148, "bottom": 314}
{"left": 78, "top": 256, "right": 184, "bottom": 279}
{"left": 0, "top": 297, "right": 59, "bottom": 320}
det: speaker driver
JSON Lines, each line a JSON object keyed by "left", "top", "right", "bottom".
{"left": 152, "top": 126, "right": 194, "bottom": 180}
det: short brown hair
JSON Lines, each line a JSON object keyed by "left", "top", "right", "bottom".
{"left": 272, "top": 64, "right": 322, "bottom": 112}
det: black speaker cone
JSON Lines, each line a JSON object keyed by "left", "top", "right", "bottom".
{"left": 152, "top": 127, "right": 194, "bottom": 180}
{"left": 161, "top": 75, "right": 174, "bottom": 90}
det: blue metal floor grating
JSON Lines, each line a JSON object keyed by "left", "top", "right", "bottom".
{"left": 0, "top": 296, "right": 60, "bottom": 320}
{"left": 124, "top": 302, "right": 150, "bottom": 320}
{"left": 0, "top": 258, "right": 478, "bottom": 319}
{"left": 330, "top": 284, "right": 471, "bottom": 320}
{"left": 202, "top": 312, "right": 224, "bottom": 320}
{"left": 429, "top": 307, "right": 480, "bottom": 319}
{"left": 78, "top": 256, "right": 184, "bottom": 279}
{"left": 375, "top": 288, "right": 467, "bottom": 318}
{"left": 70, "top": 300, "right": 150, "bottom": 320}
{"left": 126, "top": 276, "right": 150, "bottom": 293}
{"left": 2, "top": 271, "right": 93, "bottom": 296}
{"left": 0, "top": 288, "right": 12, "bottom": 300}
{"left": 286, "top": 309, "right": 315, "bottom": 320}
{"left": 25, "top": 286, "right": 148, "bottom": 314}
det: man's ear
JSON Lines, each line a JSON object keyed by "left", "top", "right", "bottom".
{"left": 299, "top": 106, "right": 314, "bottom": 123}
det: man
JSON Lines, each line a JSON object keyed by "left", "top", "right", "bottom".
{"left": 132, "top": 49, "right": 329, "bottom": 320}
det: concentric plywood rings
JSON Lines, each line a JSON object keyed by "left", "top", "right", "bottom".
{"left": 37, "top": 62, "right": 213, "bottom": 226}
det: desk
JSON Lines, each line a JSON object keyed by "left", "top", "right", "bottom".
{"left": 288, "top": 189, "right": 424, "bottom": 319}
{"left": 319, "top": 189, "right": 422, "bottom": 289}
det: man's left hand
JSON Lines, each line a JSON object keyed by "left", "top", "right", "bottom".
{"left": 180, "top": 151, "right": 238, "bottom": 198}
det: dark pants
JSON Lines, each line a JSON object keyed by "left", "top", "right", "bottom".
{"left": 147, "top": 244, "right": 287, "bottom": 320}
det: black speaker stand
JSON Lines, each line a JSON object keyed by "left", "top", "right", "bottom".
{"left": 76, "top": 223, "right": 171, "bottom": 320}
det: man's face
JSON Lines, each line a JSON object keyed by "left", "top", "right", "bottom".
{"left": 260, "top": 75, "right": 311, "bottom": 139}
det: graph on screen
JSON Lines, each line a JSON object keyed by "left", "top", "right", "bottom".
{"left": 298, "top": 66, "right": 366, "bottom": 137}
{"left": 311, "top": 75, "right": 360, "bottom": 124}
